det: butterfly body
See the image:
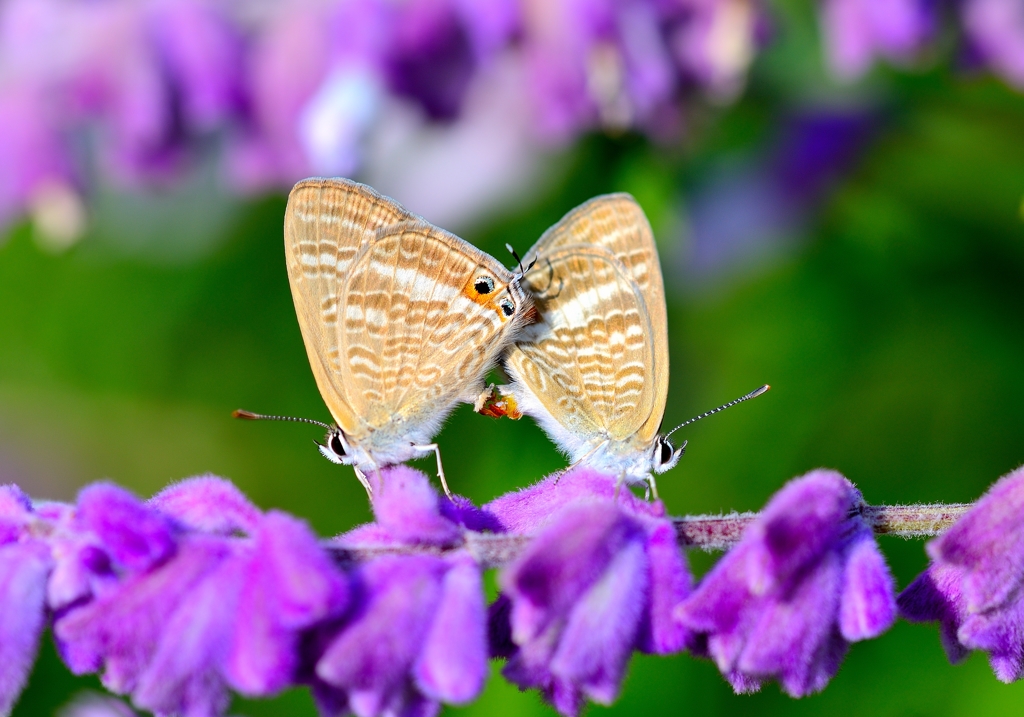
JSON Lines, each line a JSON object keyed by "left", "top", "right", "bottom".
{"left": 285, "top": 178, "right": 531, "bottom": 492}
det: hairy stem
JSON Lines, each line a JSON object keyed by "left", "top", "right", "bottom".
{"left": 328, "top": 502, "right": 974, "bottom": 567}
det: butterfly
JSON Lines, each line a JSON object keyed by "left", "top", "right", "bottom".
{"left": 476, "top": 193, "right": 767, "bottom": 496}
{"left": 236, "top": 178, "right": 532, "bottom": 497}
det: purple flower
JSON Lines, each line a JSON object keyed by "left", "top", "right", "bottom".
{"left": 898, "top": 466, "right": 1024, "bottom": 682}
{"left": 0, "top": 485, "right": 52, "bottom": 715}
{"left": 313, "top": 466, "right": 489, "bottom": 717}
{"left": 517, "top": 0, "right": 679, "bottom": 141}
{"left": 820, "top": 0, "right": 933, "bottom": 79}
{"left": 667, "top": 0, "right": 764, "bottom": 100}
{"left": 0, "top": 85, "right": 77, "bottom": 229}
{"left": 484, "top": 468, "right": 692, "bottom": 716}
{"left": 962, "top": 0, "right": 1024, "bottom": 88}
{"left": 676, "top": 470, "right": 896, "bottom": 696}
{"left": 53, "top": 479, "right": 349, "bottom": 717}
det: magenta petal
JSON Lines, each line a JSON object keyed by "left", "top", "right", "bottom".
{"left": 550, "top": 538, "right": 648, "bottom": 704}
{"left": 414, "top": 556, "right": 487, "bottom": 703}
{"left": 677, "top": 470, "right": 892, "bottom": 696}
{"left": 316, "top": 555, "right": 445, "bottom": 716}
{"left": 958, "top": 605, "right": 1024, "bottom": 682}
{"left": 55, "top": 536, "right": 230, "bottom": 693}
{"left": 735, "top": 552, "right": 845, "bottom": 697}
{"left": 226, "top": 512, "right": 348, "bottom": 695}
{"left": 150, "top": 476, "right": 262, "bottom": 535}
{"left": 504, "top": 504, "right": 636, "bottom": 644}
{"left": 132, "top": 559, "right": 240, "bottom": 717}
{"left": 0, "top": 485, "right": 33, "bottom": 542}
{"left": 839, "top": 537, "right": 896, "bottom": 641}
{"left": 148, "top": 0, "right": 243, "bottom": 128}
{"left": 0, "top": 542, "right": 51, "bottom": 714}
{"left": 638, "top": 521, "right": 692, "bottom": 654}
{"left": 898, "top": 565, "right": 970, "bottom": 664}
{"left": 77, "top": 484, "right": 176, "bottom": 572}
{"left": 928, "top": 467, "right": 1024, "bottom": 612}
{"left": 371, "top": 467, "right": 460, "bottom": 546}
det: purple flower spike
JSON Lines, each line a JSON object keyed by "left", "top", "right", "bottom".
{"left": 898, "top": 466, "right": 1024, "bottom": 682}
{"left": 485, "top": 468, "right": 692, "bottom": 716}
{"left": 676, "top": 470, "right": 896, "bottom": 697}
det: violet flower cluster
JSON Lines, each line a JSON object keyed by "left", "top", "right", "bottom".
{"left": 2, "top": 462, "right": 1024, "bottom": 717}
{"left": 2, "top": 0, "right": 1023, "bottom": 238}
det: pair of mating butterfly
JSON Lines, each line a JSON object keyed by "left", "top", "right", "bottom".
{"left": 237, "top": 178, "right": 767, "bottom": 499}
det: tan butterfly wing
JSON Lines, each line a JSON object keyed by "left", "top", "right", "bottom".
{"left": 285, "top": 178, "right": 527, "bottom": 445}
{"left": 511, "top": 194, "right": 669, "bottom": 446}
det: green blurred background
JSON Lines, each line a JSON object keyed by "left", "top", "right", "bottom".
{"left": 4, "top": 22, "right": 1024, "bottom": 717}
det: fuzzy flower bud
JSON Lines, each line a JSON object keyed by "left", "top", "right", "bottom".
{"left": 484, "top": 468, "right": 692, "bottom": 716}
{"left": 676, "top": 469, "right": 896, "bottom": 696}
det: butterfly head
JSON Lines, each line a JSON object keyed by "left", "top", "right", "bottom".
{"left": 316, "top": 427, "right": 353, "bottom": 465}
{"left": 651, "top": 435, "right": 686, "bottom": 474}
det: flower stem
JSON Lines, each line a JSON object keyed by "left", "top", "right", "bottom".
{"left": 328, "top": 502, "right": 973, "bottom": 566}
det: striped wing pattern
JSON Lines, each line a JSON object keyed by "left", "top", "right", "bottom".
{"left": 523, "top": 194, "right": 669, "bottom": 445}
{"left": 285, "top": 178, "right": 526, "bottom": 453}
{"left": 509, "top": 246, "right": 655, "bottom": 444}
{"left": 504, "top": 194, "right": 669, "bottom": 459}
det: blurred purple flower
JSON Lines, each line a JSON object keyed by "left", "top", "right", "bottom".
{"left": 0, "top": 85, "right": 77, "bottom": 229}
{"left": 231, "top": 0, "right": 382, "bottom": 189}
{"left": 666, "top": 0, "right": 764, "bottom": 101}
{"left": 676, "top": 470, "right": 896, "bottom": 697}
{"left": 484, "top": 468, "right": 692, "bottom": 716}
{"left": 899, "top": 466, "right": 1024, "bottom": 682}
{"left": 0, "top": 485, "right": 51, "bottom": 715}
{"left": 313, "top": 466, "right": 489, "bottom": 717}
{"left": 680, "top": 108, "right": 875, "bottom": 283}
{"left": 962, "top": 0, "right": 1024, "bottom": 88}
{"left": 820, "top": 0, "right": 933, "bottom": 79}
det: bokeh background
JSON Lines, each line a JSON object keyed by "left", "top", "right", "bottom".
{"left": 2, "top": 0, "right": 1024, "bottom": 715}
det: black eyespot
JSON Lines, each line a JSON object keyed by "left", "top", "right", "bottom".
{"left": 500, "top": 299, "right": 514, "bottom": 317}
{"left": 659, "top": 440, "right": 673, "bottom": 464}
{"left": 474, "top": 276, "right": 495, "bottom": 294}
{"left": 330, "top": 433, "right": 346, "bottom": 456}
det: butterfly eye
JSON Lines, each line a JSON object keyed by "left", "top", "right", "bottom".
{"left": 659, "top": 439, "right": 673, "bottom": 465}
{"left": 500, "top": 299, "right": 515, "bottom": 317}
{"left": 474, "top": 276, "right": 495, "bottom": 294}
{"left": 330, "top": 433, "right": 346, "bottom": 457}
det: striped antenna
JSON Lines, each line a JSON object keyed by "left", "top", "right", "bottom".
{"left": 664, "top": 384, "right": 770, "bottom": 438}
{"left": 232, "top": 409, "right": 332, "bottom": 430}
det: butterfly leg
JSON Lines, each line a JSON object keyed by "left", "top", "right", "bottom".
{"left": 353, "top": 466, "right": 373, "bottom": 499}
{"left": 646, "top": 474, "right": 660, "bottom": 501}
{"left": 613, "top": 471, "right": 627, "bottom": 500}
{"left": 556, "top": 442, "right": 605, "bottom": 485}
{"left": 415, "top": 443, "right": 452, "bottom": 499}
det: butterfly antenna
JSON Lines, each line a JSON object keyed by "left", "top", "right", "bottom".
{"left": 232, "top": 409, "right": 332, "bottom": 430}
{"left": 664, "top": 385, "right": 771, "bottom": 439}
{"left": 506, "top": 243, "right": 537, "bottom": 277}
